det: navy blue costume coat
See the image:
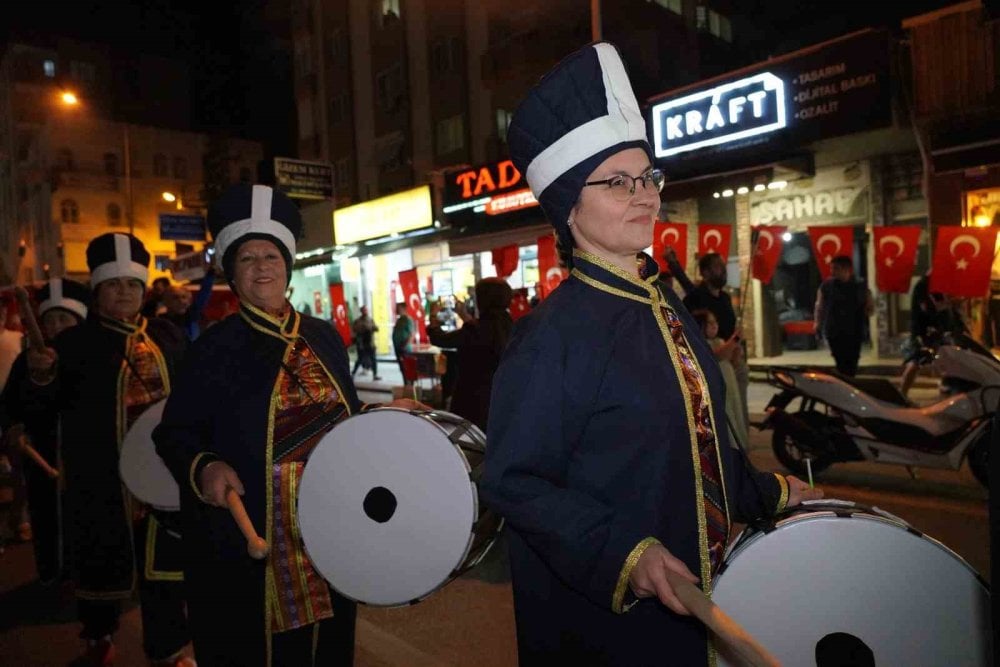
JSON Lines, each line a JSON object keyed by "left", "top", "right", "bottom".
{"left": 153, "top": 304, "right": 363, "bottom": 667}
{"left": 482, "top": 252, "right": 787, "bottom": 666}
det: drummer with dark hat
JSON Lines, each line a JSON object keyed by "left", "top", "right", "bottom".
{"left": 20, "top": 234, "right": 192, "bottom": 666}
{"left": 153, "top": 183, "right": 420, "bottom": 667}
{"left": 1, "top": 278, "right": 89, "bottom": 584}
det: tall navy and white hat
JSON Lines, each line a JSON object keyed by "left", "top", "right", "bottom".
{"left": 37, "top": 278, "right": 90, "bottom": 321}
{"left": 507, "top": 42, "right": 652, "bottom": 266}
{"left": 86, "top": 233, "right": 150, "bottom": 286}
{"left": 207, "top": 183, "right": 301, "bottom": 281}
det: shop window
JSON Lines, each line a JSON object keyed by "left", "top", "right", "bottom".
{"left": 496, "top": 109, "right": 513, "bottom": 143}
{"left": 107, "top": 202, "right": 123, "bottom": 226}
{"left": 60, "top": 199, "right": 79, "bottom": 224}
{"left": 56, "top": 148, "right": 75, "bottom": 171}
{"left": 153, "top": 153, "right": 169, "bottom": 177}
{"left": 436, "top": 114, "right": 465, "bottom": 156}
{"left": 375, "top": 64, "right": 404, "bottom": 112}
{"left": 103, "top": 152, "right": 119, "bottom": 176}
{"left": 173, "top": 156, "right": 187, "bottom": 179}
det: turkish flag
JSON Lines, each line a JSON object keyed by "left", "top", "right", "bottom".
{"left": 873, "top": 226, "right": 922, "bottom": 294}
{"left": 398, "top": 268, "right": 428, "bottom": 343}
{"left": 652, "top": 222, "right": 688, "bottom": 273}
{"left": 328, "top": 283, "right": 353, "bottom": 346}
{"left": 930, "top": 226, "right": 999, "bottom": 298}
{"left": 510, "top": 290, "right": 531, "bottom": 321}
{"left": 537, "top": 235, "right": 567, "bottom": 299}
{"left": 492, "top": 244, "right": 520, "bottom": 279}
{"left": 751, "top": 226, "right": 785, "bottom": 285}
{"left": 697, "top": 224, "right": 732, "bottom": 261}
{"left": 808, "top": 226, "right": 855, "bottom": 279}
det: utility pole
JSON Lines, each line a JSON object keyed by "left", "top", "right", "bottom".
{"left": 591, "top": 0, "right": 602, "bottom": 41}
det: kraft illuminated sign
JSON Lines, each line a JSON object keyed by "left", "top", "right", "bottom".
{"left": 651, "top": 72, "right": 787, "bottom": 158}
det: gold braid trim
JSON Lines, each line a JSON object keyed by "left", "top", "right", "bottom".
{"left": 571, "top": 269, "right": 652, "bottom": 305}
{"left": 144, "top": 515, "right": 183, "bottom": 582}
{"left": 612, "top": 537, "right": 660, "bottom": 614}
{"left": 774, "top": 473, "right": 789, "bottom": 513}
{"left": 189, "top": 452, "right": 217, "bottom": 503}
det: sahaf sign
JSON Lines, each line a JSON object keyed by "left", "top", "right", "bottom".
{"left": 649, "top": 29, "right": 891, "bottom": 164}
{"left": 442, "top": 159, "right": 540, "bottom": 227}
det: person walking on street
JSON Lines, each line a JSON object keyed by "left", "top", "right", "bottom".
{"left": 351, "top": 306, "right": 380, "bottom": 380}
{"left": 392, "top": 303, "right": 414, "bottom": 385}
{"left": 815, "top": 254, "right": 874, "bottom": 377}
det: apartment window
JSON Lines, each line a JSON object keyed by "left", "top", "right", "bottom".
{"left": 330, "top": 92, "right": 350, "bottom": 123}
{"left": 60, "top": 199, "right": 79, "bottom": 224}
{"left": 651, "top": 0, "right": 682, "bottom": 15}
{"left": 70, "top": 60, "right": 96, "bottom": 84}
{"left": 436, "top": 114, "right": 465, "bottom": 156}
{"left": 298, "top": 98, "right": 315, "bottom": 140}
{"left": 719, "top": 15, "right": 732, "bottom": 42}
{"left": 107, "top": 203, "right": 123, "bottom": 226}
{"left": 330, "top": 28, "right": 348, "bottom": 64}
{"left": 496, "top": 109, "right": 513, "bottom": 143}
{"left": 431, "top": 37, "right": 461, "bottom": 74}
{"left": 153, "top": 153, "right": 169, "bottom": 177}
{"left": 335, "top": 158, "right": 353, "bottom": 190}
{"left": 375, "top": 64, "right": 404, "bottom": 112}
{"left": 56, "top": 148, "right": 75, "bottom": 170}
{"left": 103, "top": 152, "right": 119, "bottom": 176}
{"left": 173, "top": 157, "right": 187, "bottom": 179}
{"left": 375, "top": 132, "right": 405, "bottom": 174}
{"left": 43, "top": 60, "right": 56, "bottom": 78}
{"left": 378, "top": 0, "right": 401, "bottom": 25}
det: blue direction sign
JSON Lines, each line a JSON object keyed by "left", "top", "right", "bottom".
{"left": 159, "top": 214, "right": 206, "bottom": 241}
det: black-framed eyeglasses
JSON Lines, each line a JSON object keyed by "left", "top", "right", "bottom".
{"left": 584, "top": 169, "right": 665, "bottom": 202}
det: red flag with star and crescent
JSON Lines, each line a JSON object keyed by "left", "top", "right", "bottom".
{"left": 652, "top": 222, "right": 688, "bottom": 274}
{"left": 328, "top": 283, "right": 353, "bottom": 346}
{"left": 537, "top": 235, "right": 567, "bottom": 299}
{"left": 930, "top": 226, "right": 999, "bottom": 298}
{"left": 509, "top": 289, "right": 531, "bottom": 321}
{"left": 751, "top": 226, "right": 785, "bottom": 284}
{"left": 697, "top": 224, "right": 732, "bottom": 261}
{"left": 808, "top": 226, "right": 855, "bottom": 280}
{"left": 398, "top": 268, "right": 428, "bottom": 343}
{"left": 873, "top": 226, "right": 922, "bottom": 293}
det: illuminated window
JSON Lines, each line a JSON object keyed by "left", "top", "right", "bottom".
{"left": 720, "top": 15, "right": 732, "bottom": 42}
{"left": 435, "top": 114, "right": 465, "bottom": 156}
{"left": 60, "top": 199, "right": 79, "bottom": 224}
{"left": 103, "top": 152, "right": 119, "bottom": 176}
{"left": 379, "top": 0, "right": 401, "bottom": 25}
{"left": 496, "top": 109, "right": 513, "bottom": 142}
{"left": 107, "top": 203, "right": 124, "bottom": 226}
{"left": 153, "top": 153, "right": 169, "bottom": 177}
{"left": 43, "top": 60, "right": 56, "bottom": 78}
{"left": 651, "top": 0, "right": 682, "bottom": 15}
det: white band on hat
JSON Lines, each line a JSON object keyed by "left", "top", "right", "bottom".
{"left": 91, "top": 234, "right": 149, "bottom": 286}
{"left": 38, "top": 278, "right": 88, "bottom": 320}
{"left": 213, "top": 185, "right": 297, "bottom": 264}
{"left": 525, "top": 43, "right": 649, "bottom": 198}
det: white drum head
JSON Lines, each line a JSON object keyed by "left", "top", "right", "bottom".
{"left": 119, "top": 400, "right": 179, "bottom": 510}
{"left": 298, "top": 409, "right": 477, "bottom": 606}
{"left": 713, "top": 504, "right": 991, "bottom": 666}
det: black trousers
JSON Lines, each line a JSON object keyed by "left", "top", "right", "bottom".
{"left": 828, "top": 334, "right": 862, "bottom": 377}
{"left": 352, "top": 346, "right": 377, "bottom": 376}
{"left": 24, "top": 464, "right": 61, "bottom": 582}
{"left": 394, "top": 344, "right": 408, "bottom": 381}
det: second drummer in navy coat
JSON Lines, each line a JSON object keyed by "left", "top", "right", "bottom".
{"left": 153, "top": 184, "right": 421, "bottom": 667}
{"left": 481, "top": 42, "right": 821, "bottom": 666}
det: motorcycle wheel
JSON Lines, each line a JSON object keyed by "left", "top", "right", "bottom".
{"left": 967, "top": 431, "right": 989, "bottom": 489}
{"left": 771, "top": 416, "right": 834, "bottom": 477}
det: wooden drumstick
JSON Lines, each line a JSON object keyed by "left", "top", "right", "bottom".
{"left": 665, "top": 570, "right": 781, "bottom": 667}
{"left": 14, "top": 286, "right": 46, "bottom": 351}
{"left": 225, "top": 486, "right": 268, "bottom": 559}
{"left": 16, "top": 434, "right": 60, "bottom": 479}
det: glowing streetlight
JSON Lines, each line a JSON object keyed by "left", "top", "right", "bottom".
{"left": 60, "top": 91, "right": 79, "bottom": 106}
{"left": 162, "top": 192, "right": 177, "bottom": 203}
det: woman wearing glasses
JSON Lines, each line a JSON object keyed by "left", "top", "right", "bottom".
{"left": 481, "top": 42, "right": 819, "bottom": 666}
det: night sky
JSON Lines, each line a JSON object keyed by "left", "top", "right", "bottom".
{"left": 4, "top": 0, "right": 959, "bottom": 157}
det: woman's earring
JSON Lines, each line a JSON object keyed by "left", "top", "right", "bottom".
{"left": 567, "top": 218, "right": 574, "bottom": 227}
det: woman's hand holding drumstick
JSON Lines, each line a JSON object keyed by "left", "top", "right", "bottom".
{"left": 630, "top": 543, "right": 781, "bottom": 667}
{"left": 200, "top": 461, "right": 268, "bottom": 559}
{"left": 15, "top": 287, "right": 58, "bottom": 385}
{"left": 17, "top": 433, "right": 60, "bottom": 479}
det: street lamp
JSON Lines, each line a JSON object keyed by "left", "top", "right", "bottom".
{"left": 60, "top": 89, "right": 134, "bottom": 235}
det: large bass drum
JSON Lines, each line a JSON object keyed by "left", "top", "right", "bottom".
{"left": 712, "top": 500, "right": 991, "bottom": 666}
{"left": 297, "top": 408, "right": 502, "bottom": 606}
{"left": 119, "top": 400, "right": 179, "bottom": 511}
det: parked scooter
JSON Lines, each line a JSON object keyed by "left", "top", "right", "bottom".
{"left": 758, "top": 334, "right": 1000, "bottom": 488}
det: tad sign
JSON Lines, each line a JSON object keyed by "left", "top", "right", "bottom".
{"left": 652, "top": 72, "right": 787, "bottom": 158}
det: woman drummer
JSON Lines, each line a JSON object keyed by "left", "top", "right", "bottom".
{"left": 153, "top": 184, "right": 418, "bottom": 667}
{"left": 481, "top": 42, "right": 821, "bottom": 666}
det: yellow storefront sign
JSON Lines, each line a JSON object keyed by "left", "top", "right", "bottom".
{"left": 333, "top": 185, "right": 433, "bottom": 245}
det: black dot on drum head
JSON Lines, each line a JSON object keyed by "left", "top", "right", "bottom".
{"left": 363, "top": 487, "right": 397, "bottom": 523}
{"left": 815, "top": 632, "right": 875, "bottom": 667}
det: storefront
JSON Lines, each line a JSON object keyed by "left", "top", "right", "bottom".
{"left": 646, "top": 28, "right": 925, "bottom": 361}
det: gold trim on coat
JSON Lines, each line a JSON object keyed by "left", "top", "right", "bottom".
{"left": 612, "top": 537, "right": 660, "bottom": 613}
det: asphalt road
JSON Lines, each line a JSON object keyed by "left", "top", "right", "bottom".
{"left": 0, "top": 381, "right": 987, "bottom": 666}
